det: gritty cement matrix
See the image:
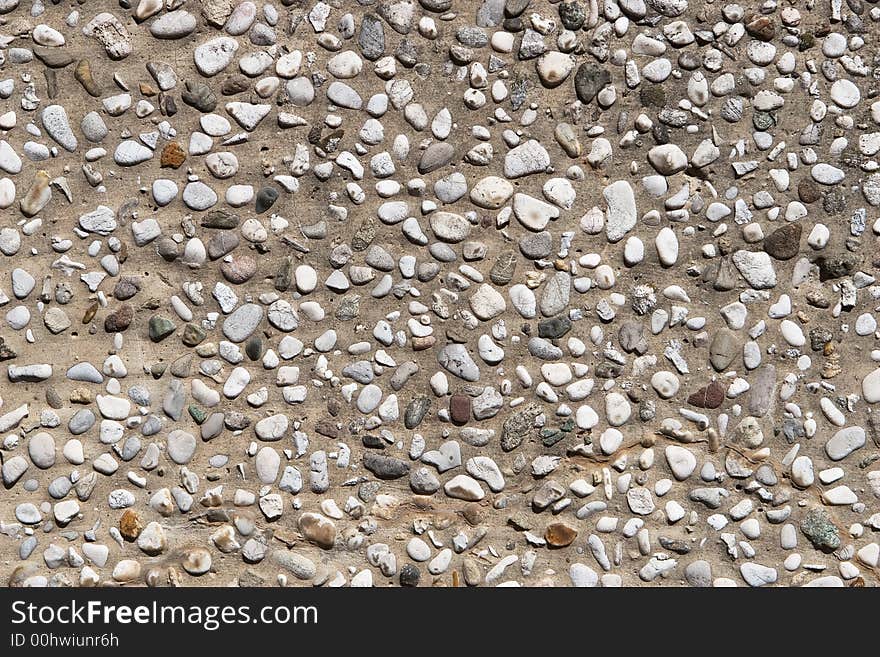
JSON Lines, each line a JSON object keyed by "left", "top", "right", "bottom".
{"left": 0, "top": 0, "right": 877, "bottom": 589}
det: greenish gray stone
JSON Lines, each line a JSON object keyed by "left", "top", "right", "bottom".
{"left": 537, "top": 316, "right": 571, "bottom": 339}
{"left": 404, "top": 396, "right": 431, "bottom": 429}
{"left": 558, "top": 1, "right": 585, "bottom": 30}
{"left": 181, "top": 323, "right": 206, "bottom": 347}
{"left": 201, "top": 209, "right": 239, "bottom": 229}
{"left": 189, "top": 405, "right": 207, "bottom": 424}
{"left": 800, "top": 508, "right": 840, "bottom": 551}
{"left": 500, "top": 403, "right": 542, "bottom": 452}
{"left": 148, "top": 315, "right": 176, "bottom": 342}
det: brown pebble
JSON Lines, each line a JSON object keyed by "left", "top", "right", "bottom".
{"left": 113, "top": 277, "right": 141, "bottom": 300}
{"left": 326, "top": 398, "right": 340, "bottom": 417}
{"left": 74, "top": 59, "right": 101, "bottom": 97}
{"left": 220, "top": 254, "right": 257, "bottom": 284}
{"left": 82, "top": 302, "right": 98, "bottom": 324}
{"left": 105, "top": 304, "right": 134, "bottom": 332}
{"left": 44, "top": 68, "right": 58, "bottom": 98}
{"left": 687, "top": 381, "right": 726, "bottom": 409}
{"left": 160, "top": 142, "right": 186, "bottom": 168}
{"left": 45, "top": 386, "right": 63, "bottom": 409}
{"left": 156, "top": 236, "right": 180, "bottom": 261}
{"left": 119, "top": 510, "right": 143, "bottom": 541}
{"left": 745, "top": 14, "right": 776, "bottom": 41}
{"left": 462, "top": 502, "right": 483, "bottom": 526}
{"left": 763, "top": 222, "right": 802, "bottom": 261}
{"left": 411, "top": 336, "right": 436, "bottom": 351}
{"left": 462, "top": 558, "right": 482, "bottom": 586}
{"left": 545, "top": 522, "right": 578, "bottom": 547}
{"left": 221, "top": 74, "right": 250, "bottom": 95}
{"left": 449, "top": 394, "right": 471, "bottom": 425}
{"left": 314, "top": 419, "right": 340, "bottom": 439}
{"left": 298, "top": 512, "right": 337, "bottom": 550}
{"left": 798, "top": 179, "right": 822, "bottom": 203}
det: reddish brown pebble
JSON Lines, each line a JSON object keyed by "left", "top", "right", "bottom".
{"left": 105, "top": 303, "right": 134, "bottom": 332}
{"left": 449, "top": 394, "right": 471, "bottom": 424}
{"left": 687, "top": 381, "right": 726, "bottom": 409}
